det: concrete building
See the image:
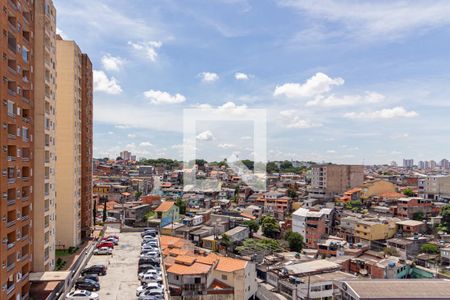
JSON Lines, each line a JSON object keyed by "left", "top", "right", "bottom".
{"left": 32, "top": 0, "right": 57, "bottom": 272}
{"left": 441, "top": 159, "right": 449, "bottom": 170}
{"left": 292, "top": 207, "right": 335, "bottom": 248}
{"left": 55, "top": 37, "right": 92, "bottom": 248}
{"left": 403, "top": 159, "right": 414, "bottom": 168}
{"left": 308, "top": 164, "right": 364, "bottom": 200}
{"left": 1, "top": 0, "right": 36, "bottom": 298}
{"left": 396, "top": 197, "right": 434, "bottom": 219}
{"left": 120, "top": 150, "right": 131, "bottom": 161}
{"left": 418, "top": 175, "right": 450, "bottom": 202}
{"left": 80, "top": 54, "right": 93, "bottom": 239}
{"left": 354, "top": 219, "right": 397, "bottom": 242}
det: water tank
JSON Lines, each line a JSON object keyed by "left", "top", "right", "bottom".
{"left": 388, "top": 262, "right": 396, "bottom": 268}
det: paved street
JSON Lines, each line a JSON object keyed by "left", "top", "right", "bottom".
{"left": 87, "top": 227, "right": 141, "bottom": 299}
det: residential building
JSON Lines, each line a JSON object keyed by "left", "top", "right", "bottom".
{"left": 55, "top": 37, "right": 91, "bottom": 248}
{"left": 360, "top": 179, "right": 397, "bottom": 199}
{"left": 440, "top": 247, "right": 450, "bottom": 266}
{"left": 154, "top": 201, "right": 180, "bottom": 227}
{"left": 354, "top": 219, "right": 397, "bottom": 242}
{"left": 396, "top": 220, "right": 426, "bottom": 234}
{"left": 418, "top": 176, "right": 450, "bottom": 202}
{"left": 1, "top": 0, "right": 35, "bottom": 297}
{"left": 308, "top": 164, "right": 364, "bottom": 200}
{"left": 80, "top": 54, "right": 93, "bottom": 239}
{"left": 387, "top": 236, "right": 428, "bottom": 259}
{"left": 403, "top": 159, "right": 414, "bottom": 168}
{"left": 396, "top": 197, "right": 434, "bottom": 219}
{"left": 441, "top": 159, "right": 449, "bottom": 170}
{"left": 336, "top": 279, "right": 450, "bottom": 300}
{"left": 292, "top": 207, "right": 335, "bottom": 248}
{"left": 223, "top": 226, "right": 249, "bottom": 243}
{"left": 120, "top": 150, "right": 131, "bottom": 161}
{"left": 33, "top": 0, "right": 56, "bottom": 272}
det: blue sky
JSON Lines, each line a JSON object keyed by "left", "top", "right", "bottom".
{"left": 54, "top": 0, "right": 450, "bottom": 164}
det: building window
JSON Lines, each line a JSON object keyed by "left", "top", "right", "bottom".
{"left": 222, "top": 274, "right": 227, "bottom": 281}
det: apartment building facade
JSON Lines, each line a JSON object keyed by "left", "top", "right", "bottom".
{"left": 292, "top": 207, "right": 335, "bottom": 248}
{"left": 55, "top": 37, "right": 87, "bottom": 248}
{"left": 418, "top": 175, "right": 450, "bottom": 202}
{"left": 1, "top": 0, "right": 34, "bottom": 298}
{"left": 32, "top": 0, "right": 56, "bottom": 272}
{"left": 80, "top": 54, "right": 93, "bottom": 239}
{"left": 308, "top": 164, "right": 364, "bottom": 200}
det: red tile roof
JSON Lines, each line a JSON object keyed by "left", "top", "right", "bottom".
{"left": 155, "top": 201, "right": 175, "bottom": 212}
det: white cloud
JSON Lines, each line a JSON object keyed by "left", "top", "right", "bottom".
{"left": 241, "top": 136, "right": 252, "bottom": 140}
{"left": 286, "top": 118, "right": 320, "bottom": 129}
{"left": 107, "top": 131, "right": 114, "bottom": 135}
{"left": 56, "top": 27, "right": 66, "bottom": 39}
{"left": 280, "top": 0, "right": 450, "bottom": 40}
{"left": 144, "top": 89, "right": 186, "bottom": 105}
{"left": 139, "top": 142, "right": 153, "bottom": 147}
{"left": 218, "top": 101, "right": 247, "bottom": 113}
{"left": 101, "top": 54, "right": 125, "bottom": 72}
{"left": 326, "top": 150, "right": 336, "bottom": 154}
{"left": 127, "top": 134, "right": 137, "bottom": 138}
{"left": 235, "top": 72, "right": 249, "bottom": 80}
{"left": 306, "top": 91, "right": 385, "bottom": 107}
{"left": 128, "top": 41, "right": 162, "bottom": 62}
{"left": 199, "top": 72, "right": 219, "bottom": 83}
{"left": 196, "top": 130, "right": 214, "bottom": 141}
{"left": 279, "top": 110, "right": 296, "bottom": 117}
{"left": 218, "top": 143, "right": 235, "bottom": 149}
{"left": 93, "top": 70, "right": 122, "bottom": 94}
{"left": 274, "top": 72, "right": 344, "bottom": 98}
{"left": 344, "top": 106, "right": 419, "bottom": 120}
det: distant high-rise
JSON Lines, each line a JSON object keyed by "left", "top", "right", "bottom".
{"left": 55, "top": 37, "right": 92, "bottom": 248}
{"left": 441, "top": 159, "right": 449, "bottom": 170}
{"left": 1, "top": 0, "right": 34, "bottom": 297}
{"left": 403, "top": 159, "right": 414, "bottom": 168}
{"left": 33, "top": 0, "right": 57, "bottom": 272}
{"left": 120, "top": 150, "right": 132, "bottom": 161}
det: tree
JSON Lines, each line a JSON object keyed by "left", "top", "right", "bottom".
{"left": 135, "top": 191, "right": 142, "bottom": 200}
{"left": 220, "top": 234, "right": 232, "bottom": 255}
{"left": 284, "top": 231, "right": 303, "bottom": 252}
{"left": 441, "top": 204, "right": 450, "bottom": 232}
{"left": 236, "top": 238, "right": 282, "bottom": 255}
{"left": 102, "top": 202, "right": 107, "bottom": 223}
{"left": 243, "top": 220, "right": 260, "bottom": 234}
{"left": 175, "top": 198, "right": 187, "bottom": 215}
{"left": 287, "top": 188, "right": 298, "bottom": 200}
{"left": 421, "top": 243, "right": 439, "bottom": 254}
{"left": 403, "top": 188, "right": 415, "bottom": 197}
{"left": 261, "top": 216, "right": 281, "bottom": 239}
{"left": 412, "top": 211, "right": 424, "bottom": 221}
{"left": 93, "top": 199, "right": 97, "bottom": 226}
{"left": 145, "top": 211, "right": 156, "bottom": 221}
{"left": 384, "top": 247, "right": 400, "bottom": 256}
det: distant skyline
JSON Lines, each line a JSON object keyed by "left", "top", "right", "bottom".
{"left": 55, "top": 0, "right": 450, "bottom": 164}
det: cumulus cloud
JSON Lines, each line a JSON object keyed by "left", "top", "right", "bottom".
{"left": 139, "top": 142, "right": 153, "bottom": 147}
{"left": 144, "top": 89, "right": 186, "bottom": 105}
{"left": 199, "top": 72, "right": 219, "bottom": 83}
{"left": 101, "top": 54, "right": 125, "bottom": 71}
{"left": 93, "top": 70, "right": 122, "bottom": 94}
{"left": 274, "top": 72, "right": 344, "bottom": 98}
{"left": 286, "top": 118, "right": 320, "bottom": 129}
{"left": 196, "top": 130, "right": 214, "bottom": 141}
{"left": 344, "top": 107, "right": 419, "bottom": 120}
{"left": 128, "top": 41, "right": 162, "bottom": 62}
{"left": 127, "top": 134, "right": 136, "bottom": 138}
{"left": 306, "top": 91, "right": 384, "bottom": 107}
{"left": 234, "top": 72, "right": 249, "bottom": 80}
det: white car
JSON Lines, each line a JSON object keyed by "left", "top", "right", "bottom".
{"left": 138, "top": 288, "right": 164, "bottom": 300}
{"left": 140, "top": 273, "right": 162, "bottom": 284}
{"left": 138, "top": 269, "right": 161, "bottom": 280}
{"left": 65, "top": 290, "right": 99, "bottom": 300}
{"left": 136, "top": 282, "right": 162, "bottom": 296}
{"left": 140, "top": 252, "right": 160, "bottom": 259}
{"left": 93, "top": 247, "right": 112, "bottom": 255}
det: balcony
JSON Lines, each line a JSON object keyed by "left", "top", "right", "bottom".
{"left": 6, "top": 262, "right": 15, "bottom": 272}
{"left": 7, "top": 198, "right": 16, "bottom": 206}
{"left": 8, "top": 0, "right": 18, "bottom": 11}
{"left": 7, "top": 219, "right": 16, "bottom": 227}
{"left": 7, "top": 242, "right": 16, "bottom": 250}
{"left": 6, "top": 283, "right": 15, "bottom": 295}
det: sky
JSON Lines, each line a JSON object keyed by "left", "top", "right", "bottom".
{"left": 54, "top": 0, "right": 450, "bottom": 164}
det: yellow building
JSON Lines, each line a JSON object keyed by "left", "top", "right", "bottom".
{"left": 361, "top": 180, "right": 397, "bottom": 199}
{"left": 355, "top": 220, "right": 397, "bottom": 241}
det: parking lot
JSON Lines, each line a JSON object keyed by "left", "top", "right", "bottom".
{"left": 87, "top": 227, "right": 141, "bottom": 299}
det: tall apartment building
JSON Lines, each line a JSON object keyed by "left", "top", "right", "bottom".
{"left": 80, "top": 54, "right": 93, "bottom": 239}
{"left": 1, "top": 0, "right": 34, "bottom": 298}
{"left": 308, "top": 164, "right": 364, "bottom": 200}
{"left": 441, "top": 159, "right": 449, "bottom": 170}
{"left": 120, "top": 150, "right": 131, "bottom": 161}
{"left": 33, "top": 0, "right": 56, "bottom": 272}
{"left": 55, "top": 37, "right": 83, "bottom": 248}
{"left": 403, "top": 159, "right": 414, "bottom": 168}
{"left": 418, "top": 175, "right": 450, "bottom": 202}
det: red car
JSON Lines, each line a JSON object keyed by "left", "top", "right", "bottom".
{"left": 96, "top": 241, "right": 114, "bottom": 249}
{"left": 107, "top": 235, "right": 119, "bottom": 241}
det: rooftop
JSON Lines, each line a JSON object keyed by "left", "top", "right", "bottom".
{"left": 155, "top": 201, "right": 175, "bottom": 212}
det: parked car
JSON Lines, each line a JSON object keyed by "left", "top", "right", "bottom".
{"left": 102, "top": 237, "right": 119, "bottom": 245}
{"left": 75, "top": 278, "right": 100, "bottom": 291}
{"left": 80, "top": 274, "right": 99, "bottom": 283}
{"left": 141, "top": 228, "right": 157, "bottom": 237}
{"left": 138, "top": 269, "right": 161, "bottom": 280}
{"left": 65, "top": 290, "right": 99, "bottom": 300}
{"left": 140, "top": 273, "right": 162, "bottom": 284}
{"left": 140, "top": 251, "right": 159, "bottom": 258}
{"left": 138, "top": 288, "right": 164, "bottom": 300}
{"left": 96, "top": 241, "right": 114, "bottom": 249}
{"left": 81, "top": 265, "right": 107, "bottom": 276}
{"left": 138, "top": 264, "right": 160, "bottom": 274}
{"left": 139, "top": 257, "right": 160, "bottom": 266}
{"left": 93, "top": 247, "right": 112, "bottom": 255}
{"left": 136, "top": 282, "right": 162, "bottom": 296}
{"left": 107, "top": 235, "right": 120, "bottom": 241}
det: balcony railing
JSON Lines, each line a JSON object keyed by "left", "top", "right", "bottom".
{"left": 7, "top": 220, "right": 16, "bottom": 227}
{"left": 6, "top": 284, "right": 15, "bottom": 295}
{"left": 7, "top": 242, "right": 15, "bottom": 249}
{"left": 6, "top": 262, "right": 15, "bottom": 272}
{"left": 7, "top": 199, "right": 16, "bottom": 206}
{"left": 8, "top": 0, "right": 18, "bottom": 11}
{"left": 8, "top": 89, "right": 16, "bottom": 96}
{"left": 7, "top": 156, "right": 16, "bottom": 161}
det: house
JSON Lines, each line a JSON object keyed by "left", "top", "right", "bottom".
{"left": 124, "top": 204, "right": 150, "bottom": 225}
{"left": 354, "top": 219, "right": 397, "bottom": 242}
{"left": 360, "top": 180, "right": 397, "bottom": 199}
{"left": 154, "top": 201, "right": 180, "bottom": 227}
{"left": 396, "top": 220, "right": 426, "bottom": 234}
{"left": 440, "top": 247, "right": 450, "bottom": 266}
{"left": 292, "top": 207, "right": 336, "bottom": 248}
{"left": 396, "top": 197, "right": 433, "bottom": 219}
{"left": 223, "top": 226, "right": 249, "bottom": 243}
{"left": 386, "top": 236, "right": 428, "bottom": 259}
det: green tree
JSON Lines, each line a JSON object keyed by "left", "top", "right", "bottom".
{"left": 412, "top": 211, "right": 424, "bottom": 221}
{"left": 384, "top": 247, "right": 400, "bottom": 256}
{"left": 220, "top": 234, "right": 232, "bottom": 255}
{"left": 175, "top": 198, "right": 187, "bottom": 215}
{"left": 261, "top": 216, "right": 280, "bottom": 238}
{"left": 441, "top": 204, "right": 450, "bottom": 232}
{"left": 241, "top": 160, "right": 254, "bottom": 171}
{"left": 284, "top": 231, "right": 303, "bottom": 252}
{"left": 243, "top": 220, "right": 260, "bottom": 234}
{"left": 145, "top": 211, "right": 156, "bottom": 221}
{"left": 236, "top": 238, "right": 282, "bottom": 255}
{"left": 287, "top": 188, "right": 298, "bottom": 200}
{"left": 135, "top": 191, "right": 142, "bottom": 200}
{"left": 102, "top": 202, "right": 107, "bottom": 223}
{"left": 421, "top": 243, "right": 439, "bottom": 254}
{"left": 403, "top": 188, "right": 415, "bottom": 197}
